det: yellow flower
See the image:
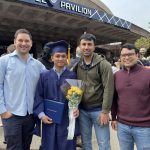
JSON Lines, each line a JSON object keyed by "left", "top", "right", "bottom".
{"left": 67, "top": 86, "right": 83, "bottom": 99}
{"left": 76, "top": 89, "right": 82, "bottom": 95}
{"left": 67, "top": 89, "right": 72, "bottom": 96}
{"left": 71, "top": 86, "right": 77, "bottom": 92}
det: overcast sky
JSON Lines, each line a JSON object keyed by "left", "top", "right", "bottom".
{"left": 100, "top": 0, "right": 150, "bottom": 32}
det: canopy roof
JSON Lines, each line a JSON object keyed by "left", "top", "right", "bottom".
{"left": 0, "top": 0, "right": 149, "bottom": 45}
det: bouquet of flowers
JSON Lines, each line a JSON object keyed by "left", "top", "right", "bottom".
{"left": 61, "top": 79, "right": 84, "bottom": 140}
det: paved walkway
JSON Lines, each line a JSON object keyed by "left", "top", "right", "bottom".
{"left": 0, "top": 118, "right": 136, "bottom": 150}
{"left": 0, "top": 121, "right": 119, "bottom": 149}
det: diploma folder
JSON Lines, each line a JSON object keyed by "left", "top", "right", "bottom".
{"left": 44, "top": 99, "right": 65, "bottom": 124}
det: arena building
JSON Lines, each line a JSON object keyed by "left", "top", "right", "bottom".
{"left": 0, "top": 0, "right": 150, "bottom": 57}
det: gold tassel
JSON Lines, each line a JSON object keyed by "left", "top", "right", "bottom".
{"left": 68, "top": 45, "right": 71, "bottom": 64}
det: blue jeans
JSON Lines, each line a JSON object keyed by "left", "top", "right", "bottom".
{"left": 79, "top": 109, "right": 111, "bottom": 150}
{"left": 117, "top": 122, "right": 150, "bottom": 150}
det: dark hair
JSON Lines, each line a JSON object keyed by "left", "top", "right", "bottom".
{"left": 14, "top": 29, "right": 32, "bottom": 40}
{"left": 41, "top": 42, "right": 53, "bottom": 60}
{"left": 121, "top": 43, "right": 139, "bottom": 54}
{"left": 79, "top": 33, "right": 96, "bottom": 44}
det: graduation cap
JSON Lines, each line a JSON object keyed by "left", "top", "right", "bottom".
{"left": 44, "top": 41, "right": 54, "bottom": 49}
{"left": 46, "top": 40, "right": 71, "bottom": 64}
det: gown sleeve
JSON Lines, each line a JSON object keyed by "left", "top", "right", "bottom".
{"left": 33, "top": 72, "right": 45, "bottom": 117}
{"left": 33, "top": 72, "right": 45, "bottom": 137}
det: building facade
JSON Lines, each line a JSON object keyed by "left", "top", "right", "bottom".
{"left": 0, "top": 0, "right": 150, "bottom": 57}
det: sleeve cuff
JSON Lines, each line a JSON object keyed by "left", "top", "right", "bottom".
{"left": 102, "top": 108, "right": 110, "bottom": 113}
{"left": 111, "top": 114, "right": 117, "bottom": 121}
{"left": 38, "top": 112, "right": 45, "bottom": 119}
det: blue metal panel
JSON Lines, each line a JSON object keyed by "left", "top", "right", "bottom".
{"left": 18, "top": 0, "right": 131, "bottom": 30}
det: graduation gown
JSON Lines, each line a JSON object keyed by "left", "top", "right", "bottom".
{"left": 34, "top": 68, "right": 78, "bottom": 150}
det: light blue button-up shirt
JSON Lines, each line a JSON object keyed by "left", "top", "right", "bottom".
{"left": 0, "top": 51, "right": 45, "bottom": 116}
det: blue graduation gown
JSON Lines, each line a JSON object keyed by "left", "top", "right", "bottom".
{"left": 34, "top": 68, "right": 78, "bottom": 150}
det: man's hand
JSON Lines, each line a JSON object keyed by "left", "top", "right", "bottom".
{"left": 99, "top": 112, "right": 110, "bottom": 125}
{"left": 73, "top": 108, "right": 79, "bottom": 118}
{"left": 111, "top": 121, "right": 117, "bottom": 131}
{"left": 41, "top": 115, "right": 53, "bottom": 124}
{"left": 1, "top": 112, "right": 13, "bottom": 119}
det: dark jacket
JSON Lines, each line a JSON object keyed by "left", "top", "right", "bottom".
{"left": 38, "top": 57, "right": 53, "bottom": 70}
{"left": 75, "top": 53, "right": 114, "bottom": 113}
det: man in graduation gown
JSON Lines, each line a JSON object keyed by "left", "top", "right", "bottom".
{"left": 33, "top": 40, "right": 79, "bottom": 150}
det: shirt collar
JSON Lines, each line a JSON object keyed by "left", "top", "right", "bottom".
{"left": 9, "top": 50, "right": 18, "bottom": 57}
{"left": 53, "top": 66, "right": 66, "bottom": 74}
{"left": 122, "top": 64, "right": 142, "bottom": 72}
{"left": 10, "top": 50, "right": 34, "bottom": 61}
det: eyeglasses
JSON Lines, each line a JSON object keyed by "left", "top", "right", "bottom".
{"left": 120, "top": 53, "right": 135, "bottom": 58}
